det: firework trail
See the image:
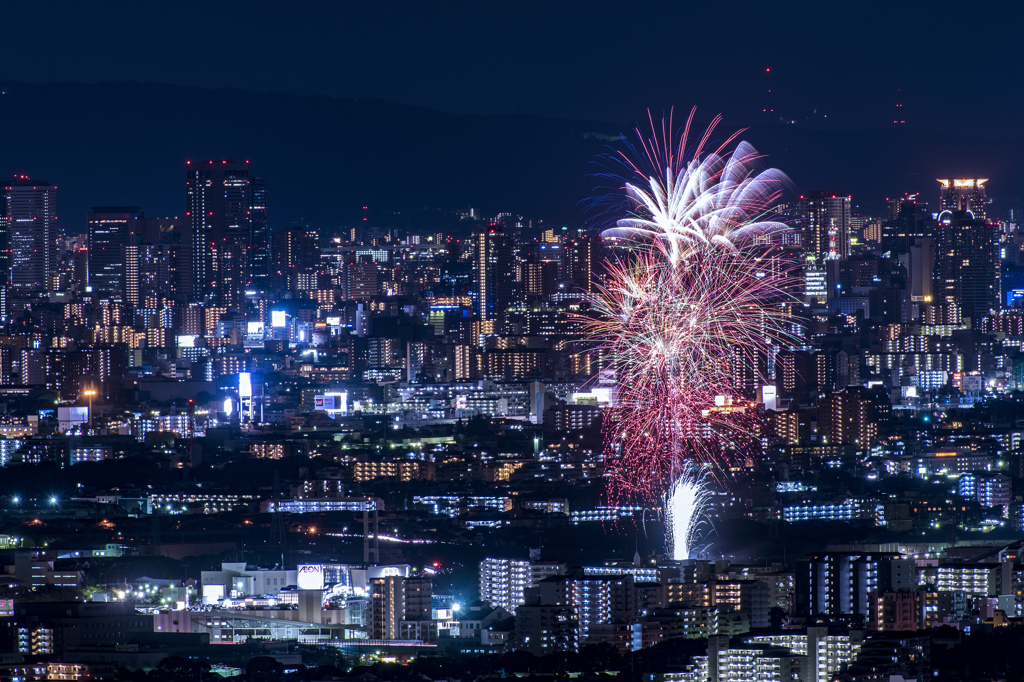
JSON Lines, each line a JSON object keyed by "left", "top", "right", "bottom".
{"left": 586, "top": 108, "right": 800, "bottom": 504}
{"left": 665, "top": 469, "right": 712, "bottom": 561}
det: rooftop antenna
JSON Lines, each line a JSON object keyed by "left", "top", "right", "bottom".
{"left": 893, "top": 88, "right": 906, "bottom": 126}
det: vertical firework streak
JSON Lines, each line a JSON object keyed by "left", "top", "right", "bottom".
{"left": 665, "top": 469, "right": 712, "bottom": 560}
{"left": 585, "top": 108, "right": 801, "bottom": 506}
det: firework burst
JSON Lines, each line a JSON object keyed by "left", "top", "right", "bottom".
{"left": 586, "top": 109, "right": 800, "bottom": 504}
{"left": 601, "top": 108, "right": 790, "bottom": 265}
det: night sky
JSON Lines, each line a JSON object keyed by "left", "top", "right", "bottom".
{"left": 3, "top": 0, "right": 1022, "bottom": 137}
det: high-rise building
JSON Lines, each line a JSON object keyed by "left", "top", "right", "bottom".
{"left": 882, "top": 194, "right": 934, "bottom": 254}
{"left": 799, "top": 192, "right": 851, "bottom": 262}
{"left": 563, "top": 236, "right": 599, "bottom": 294}
{"left": 87, "top": 207, "right": 143, "bottom": 301}
{"left": 472, "top": 226, "right": 515, "bottom": 321}
{"left": 129, "top": 243, "right": 177, "bottom": 306}
{"left": 908, "top": 238, "right": 935, "bottom": 305}
{"left": 370, "top": 575, "right": 405, "bottom": 640}
{"left": 270, "top": 226, "right": 319, "bottom": 291}
{"left": 870, "top": 590, "right": 920, "bottom": 631}
{"left": 403, "top": 577, "right": 433, "bottom": 621}
{"left": 185, "top": 160, "right": 252, "bottom": 308}
{"left": 523, "top": 260, "right": 559, "bottom": 298}
{"left": 817, "top": 386, "right": 879, "bottom": 447}
{"left": 2, "top": 176, "right": 57, "bottom": 296}
{"left": 957, "top": 472, "right": 1011, "bottom": 510}
{"left": 938, "top": 178, "right": 987, "bottom": 220}
{"left": 936, "top": 210, "right": 998, "bottom": 324}
{"left": 886, "top": 192, "right": 925, "bottom": 222}
{"left": 479, "top": 558, "right": 567, "bottom": 614}
{"left": 345, "top": 260, "right": 379, "bottom": 300}
{"left": 798, "top": 552, "right": 915, "bottom": 619}
{"left": 250, "top": 177, "right": 269, "bottom": 292}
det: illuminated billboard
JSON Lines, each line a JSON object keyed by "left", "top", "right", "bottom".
{"left": 58, "top": 406, "right": 89, "bottom": 431}
{"left": 297, "top": 564, "right": 324, "bottom": 590}
{"left": 271, "top": 310, "right": 287, "bottom": 328}
{"left": 314, "top": 392, "right": 347, "bottom": 413}
{"left": 239, "top": 373, "right": 252, "bottom": 398}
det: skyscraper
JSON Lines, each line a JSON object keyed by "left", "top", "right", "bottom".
{"left": 87, "top": 206, "right": 143, "bottom": 301}
{"left": 563, "top": 236, "right": 599, "bottom": 294}
{"left": 938, "top": 178, "right": 987, "bottom": 220}
{"left": 800, "top": 192, "right": 851, "bottom": 262}
{"left": 936, "top": 210, "right": 998, "bottom": 324}
{"left": 270, "top": 226, "right": 320, "bottom": 291}
{"left": 1, "top": 176, "right": 57, "bottom": 296}
{"left": 881, "top": 194, "right": 934, "bottom": 254}
{"left": 250, "top": 177, "right": 269, "bottom": 292}
{"left": 472, "top": 225, "right": 515, "bottom": 321}
{"left": 185, "top": 160, "right": 252, "bottom": 308}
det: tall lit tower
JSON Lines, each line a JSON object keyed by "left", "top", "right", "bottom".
{"left": 936, "top": 210, "right": 997, "bottom": 324}
{"left": 1, "top": 175, "right": 57, "bottom": 296}
{"left": 937, "top": 179, "right": 987, "bottom": 220}
{"left": 185, "top": 160, "right": 252, "bottom": 308}
{"left": 250, "top": 177, "right": 269, "bottom": 293}
{"left": 799, "top": 191, "right": 851, "bottom": 262}
{"left": 471, "top": 225, "right": 515, "bottom": 321}
{"left": 87, "top": 206, "right": 143, "bottom": 301}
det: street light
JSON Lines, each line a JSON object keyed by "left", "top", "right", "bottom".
{"left": 83, "top": 387, "right": 97, "bottom": 434}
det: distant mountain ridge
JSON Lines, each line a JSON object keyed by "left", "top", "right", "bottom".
{"left": 0, "top": 81, "right": 1019, "bottom": 231}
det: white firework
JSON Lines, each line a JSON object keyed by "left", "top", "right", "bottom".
{"left": 665, "top": 471, "right": 712, "bottom": 561}
{"left": 601, "top": 109, "right": 791, "bottom": 266}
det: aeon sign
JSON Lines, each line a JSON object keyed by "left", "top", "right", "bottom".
{"left": 297, "top": 564, "right": 324, "bottom": 590}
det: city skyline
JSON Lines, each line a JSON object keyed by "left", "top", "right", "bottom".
{"left": 2, "top": 3, "right": 1024, "bottom": 680}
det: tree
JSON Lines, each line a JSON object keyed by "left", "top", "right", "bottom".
{"left": 246, "top": 656, "right": 285, "bottom": 682}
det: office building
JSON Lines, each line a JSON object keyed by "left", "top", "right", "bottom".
{"left": 185, "top": 160, "right": 252, "bottom": 308}
{"left": 938, "top": 178, "right": 987, "bottom": 220}
{"left": 87, "top": 206, "right": 143, "bottom": 301}
{"left": 250, "top": 176, "right": 269, "bottom": 291}
{"left": 936, "top": 210, "right": 998, "bottom": 324}
{"left": 2, "top": 176, "right": 56, "bottom": 295}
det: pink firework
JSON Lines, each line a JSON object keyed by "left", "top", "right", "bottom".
{"left": 587, "top": 110, "right": 800, "bottom": 503}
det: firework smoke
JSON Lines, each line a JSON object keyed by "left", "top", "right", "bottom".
{"left": 665, "top": 471, "right": 712, "bottom": 561}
